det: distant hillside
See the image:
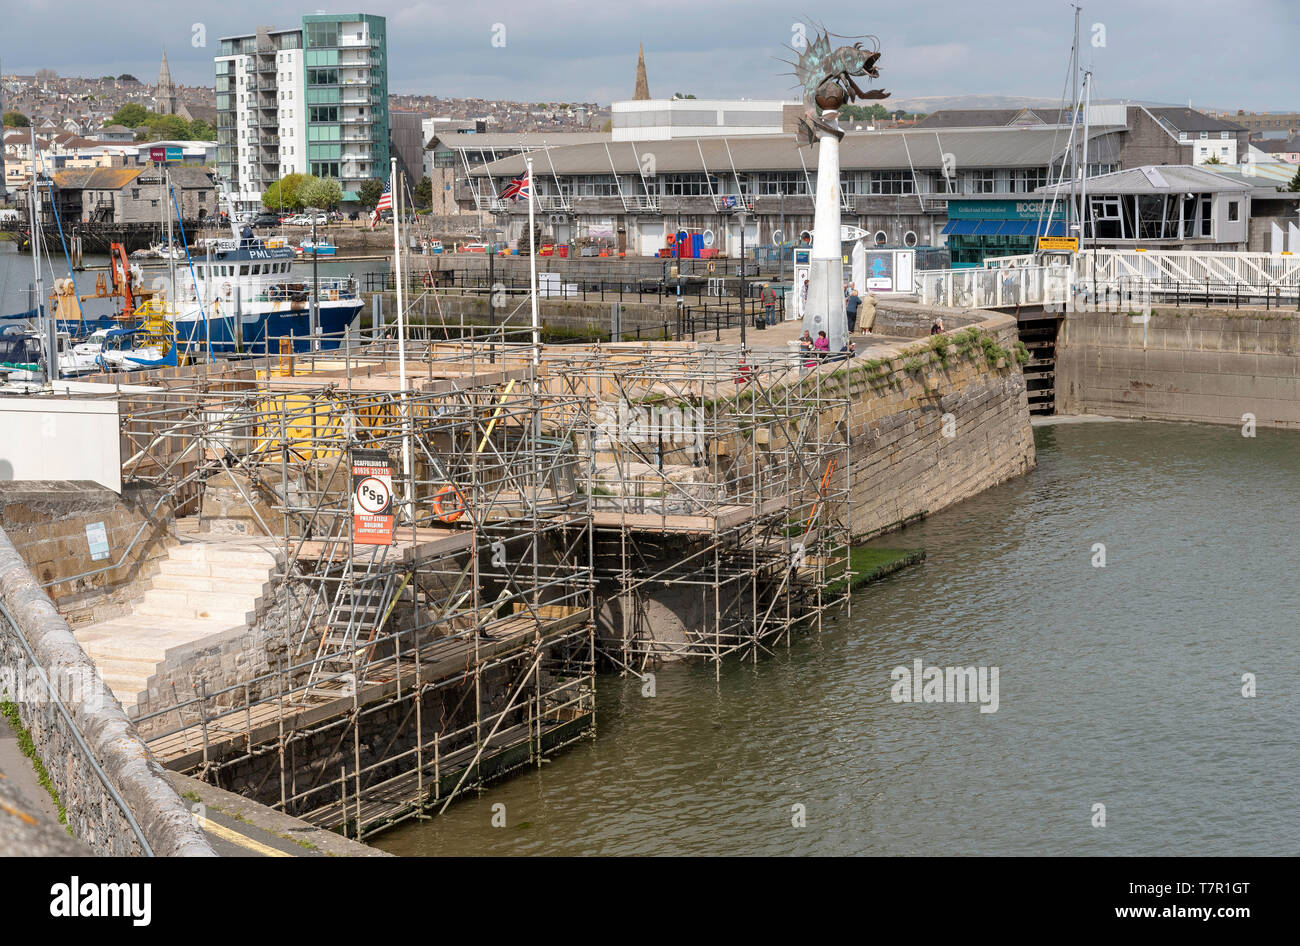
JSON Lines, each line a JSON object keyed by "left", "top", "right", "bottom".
{"left": 888, "top": 94, "right": 1203, "bottom": 113}
{"left": 887, "top": 94, "right": 1063, "bottom": 113}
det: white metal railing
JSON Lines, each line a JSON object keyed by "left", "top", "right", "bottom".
{"left": 1079, "top": 249, "right": 1300, "bottom": 291}
{"left": 623, "top": 194, "right": 660, "bottom": 212}
{"left": 920, "top": 251, "right": 1300, "bottom": 309}
{"left": 917, "top": 265, "right": 1072, "bottom": 309}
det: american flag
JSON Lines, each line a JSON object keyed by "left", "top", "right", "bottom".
{"left": 497, "top": 171, "right": 531, "bottom": 202}
{"left": 370, "top": 178, "right": 392, "bottom": 230}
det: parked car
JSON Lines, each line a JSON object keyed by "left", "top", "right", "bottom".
{"left": 347, "top": 210, "right": 361, "bottom": 221}
{"left": 252, "top": 214, "right": 280, "bottom": 228}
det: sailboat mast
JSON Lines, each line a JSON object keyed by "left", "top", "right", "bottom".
{"left": 1080, "top": 70, "right": 1092, "bottom": 252}
{"left": 1069, "top": 4, "right": 1081, "bottom": 244}
{"left": 29, "top": 127, "right": 56, "bottom": 381}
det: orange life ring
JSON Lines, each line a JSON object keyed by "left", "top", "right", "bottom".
{"left": 432, "top": 484, "right": 467, "bottom": 523}
{"left": 422, "top": 271, "right": 433, "bottom": 288}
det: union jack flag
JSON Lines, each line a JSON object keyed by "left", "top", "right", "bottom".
{"left": 370, "top": 177, "right": 392, "bottom": 230}
{"left": 497, "top": 172, "right": 531, "bottom": 202}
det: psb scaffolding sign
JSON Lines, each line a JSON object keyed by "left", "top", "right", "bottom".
{"left": 351, "top": 449, "right": 394, "bottom": 546}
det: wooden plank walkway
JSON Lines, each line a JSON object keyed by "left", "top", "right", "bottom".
{"left": 291, "top": 528, "right": 473, "bottom": 563}
{"left": 591, "top": 496, "right": 787, "bottom": 533}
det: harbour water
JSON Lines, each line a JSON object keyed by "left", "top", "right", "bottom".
{"left": 374, "top": 420, "right": 1300, "bottom": 856}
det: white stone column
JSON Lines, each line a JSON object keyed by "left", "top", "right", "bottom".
{"left": 802, "top": 109, "right": 847, "bottom": 351}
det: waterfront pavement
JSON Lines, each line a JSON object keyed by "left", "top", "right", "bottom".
{"left": 0, "top": 715, "right": 89, "bottom": 856}
{"left": 704, "top": 315, "right": 917, "bottom": 356}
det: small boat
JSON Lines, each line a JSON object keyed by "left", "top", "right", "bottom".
{"left": 78, "top": 325, "right": 176, "bottom": 372}
{"left": 0, "top": 328, "right": 101, "bottom": 380}
{"left": 295, "top": 240, "right": 337, "bottom": 257}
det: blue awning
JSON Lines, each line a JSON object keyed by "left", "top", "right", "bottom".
{"left": 941, "top": 219, "right": 979, "bottom": 235}
{"left": 973, "top": 220, "right": 1003, "bottom": 235}
{"left": 998, "top": 221, "right": 1031, "bottom": 236}
{"left": 1029, "top": 221, "right": 1067, "bottom": 238}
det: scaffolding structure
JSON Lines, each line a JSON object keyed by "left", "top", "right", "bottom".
{"left": 545, "top": 344, "right": 852, "bottom": 672}
{"left": 113, "top": 344, "right": 594, "bottom": 838}
{"left": 63, "top": 309, "right": 856, "bottom": 838}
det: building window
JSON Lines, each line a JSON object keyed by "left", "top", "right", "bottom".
{"left": 1228, "top": 200, "right": 1239, "bottom": 221}
{"left": 869, "top": 170, "right": 914, "bottom": 195}
{"left": 1017, "top": 168, "right": 1048, "bottom": 193}
{"left": 1220, "top": 131, "right": 1229, "bottom": 139}
{"left": 131, "top": 188, "right": 139, "bottom": 199}
{"left": 1200, "top": 131, "right": 1208, "bottom": 139}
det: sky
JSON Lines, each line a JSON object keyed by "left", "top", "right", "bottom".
{"left": 2, "top": 0, "right": 1295, "bottom": 111}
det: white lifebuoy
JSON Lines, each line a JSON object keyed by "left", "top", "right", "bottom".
{"left": 222, "top": 282, "right": 232, "bottom": 298}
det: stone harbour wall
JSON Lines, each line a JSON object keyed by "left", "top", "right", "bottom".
{"left": 0, "top": 526, "right": 214, "bottom": 856}
{"left": 1056, "top": 308, "right": 1300, "bottom": 428}
{"left": 844, "top": 312, "right": 1036, "bottom": 539}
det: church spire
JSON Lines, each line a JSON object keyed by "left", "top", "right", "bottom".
{"left": 633, "top": 44, "right": 651, "bottom": 101}
{"left": 155, "top": 47, "right": 177, "bottom": 115}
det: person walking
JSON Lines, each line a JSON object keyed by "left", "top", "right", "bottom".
{"left": 846, "top": 289, "right": 861, "bottom": 333}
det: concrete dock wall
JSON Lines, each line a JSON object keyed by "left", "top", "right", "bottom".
{"left": 1056, "top": 309, "right": 1300, "bottom": 428}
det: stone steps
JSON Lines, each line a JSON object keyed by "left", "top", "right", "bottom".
{"left": 149, "top": 574, "right": 270, "bottom": 595}
{"left": 73, "top": 536, "right": 280, "bottom": 711}
{"left": 156, "top": 559, "right": 280, "bottom": 582}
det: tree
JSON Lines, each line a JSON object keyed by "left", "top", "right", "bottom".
{"left": 838, "top": 103, "right": 890, "bottom": 122}
{"left": 1287, "top": 166, "right": 1300, "bottom": 193}
{"left": 105, "top": 103, "right": 150, "bottom": 128}
{"left": 2, "top": 111, "right": 29, "bottom": 128}
{"left": 300, "top": 176, "right": 342, "bottom": 211}
{"left": 356, "top": 177, "right": 385, "bottom": 208}
{"left": 413, "top": 175, "right": 432, "bottom": 209}
{"left": 1203, "top": 154, "right": 1223, "bottom": 165}
{"left": 143, "top": 114, "right": 191, "bottom": 141}
{"left": 117, "top": 73, "right": 139, "bottom": 83}
{"left": 262, "top": 173, "right": 311, "bottom": 212}
{"left": 187, "top": 119, "right": 216, "bottom": 141}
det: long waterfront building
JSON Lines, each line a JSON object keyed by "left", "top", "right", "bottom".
{"left": 443, "top": 102, "right": 1296, "bottom": 262}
